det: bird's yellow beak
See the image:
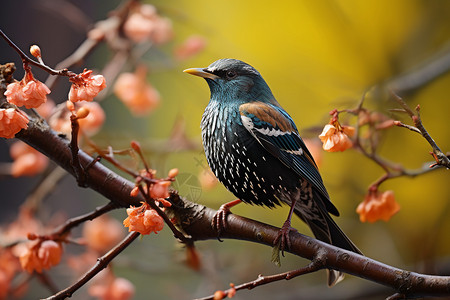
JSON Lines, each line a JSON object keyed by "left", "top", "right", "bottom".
{"left": 183, "top": 68, "right": 219, "bottom": 80}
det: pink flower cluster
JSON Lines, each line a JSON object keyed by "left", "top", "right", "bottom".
{"left": 9, "top": 141, "right": 49, "bottom": 177}
{"left": 19, "top": 240, "right": 63, "bottom": 274}
{"left": 68, "top": 69, "right": 106, "bottom": 102}
{"left": 1, "top": 69, "right": 52, "bottom": 138}
{"left": 123, "top": 202, "right": 164, "bottom": 235}
{"left": 0, "top": 108, "right": 29, "bottom": 139}
{"left": 123, "top": 4, "right": 173, "bottom": 44}
{"left": 4, "top": 71, "right": 50, "bottom": 109}
{"left": 319, "top": 122, "right": 355, "bottom": 152}
{"left": 114, "top": 66, "right": 160, "bottom": 116}
{"left": 356, "top": 190, "right": 400, "bottom": 223}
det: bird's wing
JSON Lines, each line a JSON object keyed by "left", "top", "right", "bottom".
{"left": 239, "top": 101, "right": 338, "bottom": 215}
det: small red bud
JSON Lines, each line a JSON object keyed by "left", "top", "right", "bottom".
{"left": 213, "top": 290, "right": 226, "bottom": 300}
{"left": 30, "top": 45, "right": 41, "bottom": 58}
{"left": 130, "top": 186, "right": 140, "bottom": 197}
{"left": 27, "top": 233, "right": 38, "bottom": 240}
{"left": 130, "top": 140, "right": 141, "bottom": 152}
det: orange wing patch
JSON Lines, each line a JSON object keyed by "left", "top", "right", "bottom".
{"left": 239, "top": 102, "right": 295, "bottom": 132}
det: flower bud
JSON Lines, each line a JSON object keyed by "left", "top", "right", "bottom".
{"left": 30, "top": 45, "right": 41, "bottom": 58}
{"left": 168, "top": 168, "right": 179, "bottom": 178}
{"left": 130, "top": 140, "right": 141, "bottom": 152}
{"left": 76, "top": 107, "right": 90, "bottom": 119}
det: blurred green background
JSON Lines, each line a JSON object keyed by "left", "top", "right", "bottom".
{"left": 1, "top": 0, "right": 450, "bottom": 299}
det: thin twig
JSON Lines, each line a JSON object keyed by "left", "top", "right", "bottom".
{"left": 44, "top": 231, "right": 140, "bottom": 300}
{"left": 138, "top": 187, "right": 192, "bottom": 244}
{"left": 194, "top": 259, "right": 324, "bottom": 300}
{"left": 0, "top": 29, "right": 75, "bottom": 77}
{"left": 52, "top": 201, "right": 119, "bottom": 237}
{"left": 393, "top": 121, "right": 421, "bottom": 134}
{"left": 391, "top": 91, "right": 450, "bottom": 168}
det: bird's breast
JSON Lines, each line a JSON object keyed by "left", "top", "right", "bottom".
{"left": 201, "top": 101, "right": 300, "bottom": 207}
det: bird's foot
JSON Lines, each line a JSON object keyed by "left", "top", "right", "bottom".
{"left": 211, "top": 199, "right": 242, "bottom": 240}
{"left": 273, "top": 220, "right": 298, "bottom": 256}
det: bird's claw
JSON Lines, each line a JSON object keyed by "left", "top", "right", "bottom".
{"left": 211, "top": 203, "right": 232, "bottom": 240}
{"left": 211, "top": 199, "right": 242, "bottom": 241}
{"left": 273, "top": 221, "right": 297, "bottom": 256}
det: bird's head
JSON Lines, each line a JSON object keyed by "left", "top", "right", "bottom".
{"left": 184, "top": 58, "right": 276, "bottom": 105}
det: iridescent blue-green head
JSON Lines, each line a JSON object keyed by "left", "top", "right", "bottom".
{"left": 184, "top": 58, "right": 277, "bottom": 105}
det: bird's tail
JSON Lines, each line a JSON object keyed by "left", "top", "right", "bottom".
{"left": 294, "top": 208, "right": 362, "bottom": 286}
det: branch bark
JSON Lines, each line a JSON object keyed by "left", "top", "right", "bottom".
{"left": 168, "top": 193, "right": 450, "bottom": 298}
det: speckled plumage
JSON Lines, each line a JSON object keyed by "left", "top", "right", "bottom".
{"left": 185, "top": 59, "right": 361, "bottom": 285}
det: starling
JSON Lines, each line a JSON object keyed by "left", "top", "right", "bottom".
{"left": 184, "top": 59, "right": 361, "bottom": 285}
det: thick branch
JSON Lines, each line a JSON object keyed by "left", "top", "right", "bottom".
{"left": 16, "top": 118, "right": 141, "bottom": 209}
{"left": 168, "top": 194, "right": 450, "bottom": 298}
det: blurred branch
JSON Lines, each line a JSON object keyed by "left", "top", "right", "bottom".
{"left": 45, "top": 231, "right": 141, "bottom": 300}
{"left": 52, "top": 201, "right": 119, "bottom": 237}
{"left": 44, "top": 0, "right": 136, "bottom": 90}
{"left": 386, "top": 48, "right": 450, "bottom": 94}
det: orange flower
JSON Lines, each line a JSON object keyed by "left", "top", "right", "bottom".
{"left": 89, "top": 276, "right": 135, "bottom": 300}
{"left": 114, "top": 67, "right": 160, "bottom": 116}
{"left": 123, "top": 4, "right": 157, "bottom": 43}
{"left": 38, "top": 240, "right": 63, "bottom": 270}
{"left": 356, "top": 190, "right": 400, "bottom": 223}
{"left": 318, "top": 123, "right": 355, "bottom": 152}
{"left": 0, "top": 108, "right": 29, "bottom": 139}
{"left": 151, "top": 16, "right": 173, "bottom": 45}
{"left": 123, "top": 4, "right": 173, "bottom": 44}
{"left": 83, "top": 215, "right": 125, "bottom": 253}
{"left": 68, "top": 69, "right": 106, "bottom": 102}
{"left": 174, "top": 35, "right": 207, "bottom": 60}
{"left": 19, "top": 240, "right": 63, "bottom": 273}
{"left": 123, "top": 202, "right": 164, "bottom": 235}
{"left": 4, "top": 70, "right": 50, "bottom": 109}
{"left": 10, "top": 141, "right": 49, "bottom": 177}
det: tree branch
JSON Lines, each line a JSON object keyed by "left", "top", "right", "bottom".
{"left": 168, "top": 193, "right": 450, "bottom": 298}
{"left": 44, "top": 232, "right": 141, "bottom": 300}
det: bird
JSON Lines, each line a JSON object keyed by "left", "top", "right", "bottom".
{"left": 184, "top": 58, "right": 361, "bottom": 286}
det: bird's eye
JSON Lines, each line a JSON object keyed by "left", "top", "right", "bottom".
{"left": 226, "top": 70, "right": 237, "bottom": 79}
